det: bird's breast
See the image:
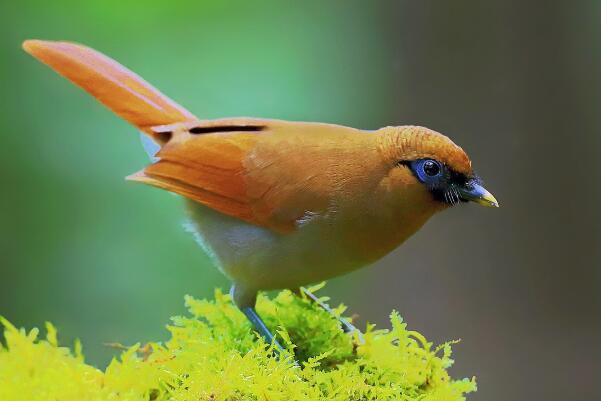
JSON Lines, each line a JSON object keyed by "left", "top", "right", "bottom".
{"left": 185, "top": 194, "right": 437, "bottom": 291}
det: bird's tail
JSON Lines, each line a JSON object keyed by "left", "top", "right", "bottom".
{"left": 22, "top": 40, "right": 197, "bottom": 144}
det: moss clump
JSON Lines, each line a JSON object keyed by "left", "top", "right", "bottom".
{"left": 0, "top": 286, "right": 476, "bottom": 401}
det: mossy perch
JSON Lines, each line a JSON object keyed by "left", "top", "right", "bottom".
{"left": 0, "top": 286, "right": 476, "bottom": 400}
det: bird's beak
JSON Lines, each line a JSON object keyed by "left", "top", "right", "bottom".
{"left": 458, "top": 182, "right": 499, "bottom": 207}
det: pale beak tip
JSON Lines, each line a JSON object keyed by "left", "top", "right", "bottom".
{"left": 479, "top": 192, "right": 499, "bottom": 208}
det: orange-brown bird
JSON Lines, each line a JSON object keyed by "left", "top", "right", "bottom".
{"left": 23, "top": 39, "right": 498, "bottom": 348}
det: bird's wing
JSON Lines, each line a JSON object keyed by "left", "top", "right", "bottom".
{"left": 23, "top": 40, "right": 361, "bottom": 232}
{"left": 129, "top": 119, "right": 355, "bottom": 233}
{"left": 23, "top": 40, "right": 195, "bottom": 143}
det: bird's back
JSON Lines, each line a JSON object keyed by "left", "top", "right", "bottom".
{"left": 130, "top": 118, "right": 383, "bottom": 234}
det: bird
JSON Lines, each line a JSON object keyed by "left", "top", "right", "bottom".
{"left": 23, "top": 39, "right": 498, "bottom": 350}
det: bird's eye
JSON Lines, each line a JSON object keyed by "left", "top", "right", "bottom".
{"left": 423, "top": 160, "right": 441, "bottom": 177}
{"left": 406, "top": 158, "right": 446, "bottom": 184}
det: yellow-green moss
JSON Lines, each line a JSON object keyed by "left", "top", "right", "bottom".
{"left": 0, "top": 286, "right": 476, "bottom": 401}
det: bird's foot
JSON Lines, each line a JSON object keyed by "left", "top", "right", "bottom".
{"left": 299, "top": 286, "right": 365, "bottom": 345}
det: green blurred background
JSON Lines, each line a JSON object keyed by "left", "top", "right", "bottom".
{"left": 1, "top": 1, "right": 600, "bottom": 400}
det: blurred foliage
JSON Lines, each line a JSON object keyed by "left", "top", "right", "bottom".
{"left": 0, "top": 289, "right": 475, "bottom": 401}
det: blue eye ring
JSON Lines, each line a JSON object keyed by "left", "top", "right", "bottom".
{"left": 405, "top": 158, "right": 445, "bottom": 184}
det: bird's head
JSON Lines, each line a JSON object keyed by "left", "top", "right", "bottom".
{"left": 376, "top": 126, "right": 498, "bottom": 211}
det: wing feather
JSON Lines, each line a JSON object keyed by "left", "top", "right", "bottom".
{"left": 128, "top": 128, "right": 276, "bottom": 229}
{"left": 127, "top": 121, "right": 364, "bottom": 233}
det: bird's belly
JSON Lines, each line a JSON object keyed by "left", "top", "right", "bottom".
{"left": 184, "top": 201, "right": 384, "bottom": 290}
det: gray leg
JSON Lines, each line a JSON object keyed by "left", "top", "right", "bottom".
{"left": 241, "top": 306, "right": 285, "bottom": 353}
{"left": 230, "top": 284, "right": 286, "bottom": 353}
{"left": 300, "top": 286, "right": 365, "bottom": 344}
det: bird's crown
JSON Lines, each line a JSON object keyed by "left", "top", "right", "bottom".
{"left": 379, "top": 126, "right": 472, "bottom": 176}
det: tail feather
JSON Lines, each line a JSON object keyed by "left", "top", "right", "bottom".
{"left": 23, "top": 39, "right": 196, "bottom": 143}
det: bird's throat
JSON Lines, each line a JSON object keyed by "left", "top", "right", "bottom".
{"left": 333, "top": 201, "right": 438, "bottom": 267}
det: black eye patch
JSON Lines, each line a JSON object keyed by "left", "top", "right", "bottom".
{"left": 400, "top": 159, "right": 475, "bottom": 205}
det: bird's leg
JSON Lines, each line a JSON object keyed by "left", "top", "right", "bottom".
{"left": 230, "top": 284, "right": 286, "bottom": 354}
{"left": 241, "top": 306, "right": 285, "bottom": 353}
{"left": 299, "top": 286, "right": 365, "bottom": 344}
